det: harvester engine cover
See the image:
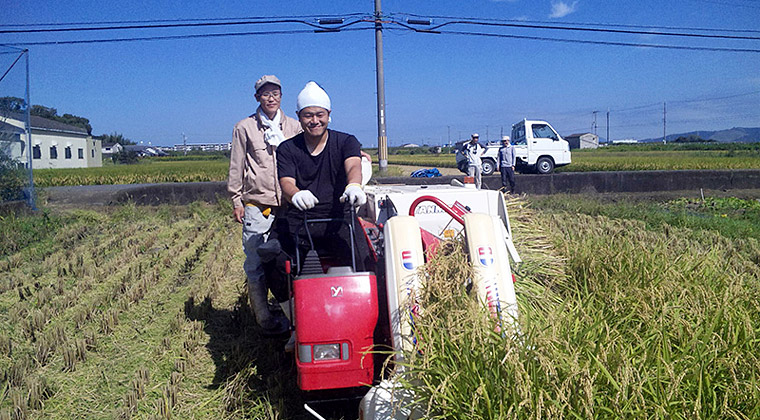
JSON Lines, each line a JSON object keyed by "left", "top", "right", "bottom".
{"left": 294, "top": 267, "right": 379, "bottom": 391}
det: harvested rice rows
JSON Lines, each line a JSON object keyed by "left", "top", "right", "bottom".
{"left": 0, "top": 203, "right": 251, "bottom": 419}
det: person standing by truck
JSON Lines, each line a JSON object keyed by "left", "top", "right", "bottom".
{"left": 463, "top": 133, "right": 484, "bottom": 189}
{"left": 227, "top": 74, "right": 302, "bottom": 335}
{"left": 498, "top": 135, "right": 516, "bottom": 194}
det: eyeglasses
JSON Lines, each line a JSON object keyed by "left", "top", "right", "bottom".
{"left": 258, "top": 91, "right": 281, "bottom": 99}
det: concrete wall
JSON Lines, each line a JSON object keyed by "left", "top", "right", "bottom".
{"left": 44, "top": 170, "right": 760, "bottom": 206}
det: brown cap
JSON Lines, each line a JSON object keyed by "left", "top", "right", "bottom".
{"left": 254, "top": 75, "right": 282, "bottom": 93}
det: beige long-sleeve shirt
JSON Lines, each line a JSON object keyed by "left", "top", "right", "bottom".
{"left": 227, "top": 110, "right": 302, "bottom": 208}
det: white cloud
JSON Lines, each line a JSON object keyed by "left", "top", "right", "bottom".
{"left": 550, "top": 1, "right": 579, "bottom": 18}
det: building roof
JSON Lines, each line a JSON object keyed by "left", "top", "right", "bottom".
{"left": 4, "top": 111, "right": 89, "bottom": 135}
{"left": 0, "top": 120, "right": 25, "bottom": 135}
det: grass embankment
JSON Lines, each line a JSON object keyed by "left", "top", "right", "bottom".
{"left": 401, "top": 195, "right": 760, "bottom": 418}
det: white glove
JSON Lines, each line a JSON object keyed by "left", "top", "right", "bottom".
{"left": 340, "top": 183, "right": 366, "bottom": 206}
{"left": 291, "top": 190, "right": 319, "bottom": 211}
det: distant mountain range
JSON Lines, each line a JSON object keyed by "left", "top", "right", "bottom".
{"left": 638, "top": 127, "right": 760, "bottom": 143}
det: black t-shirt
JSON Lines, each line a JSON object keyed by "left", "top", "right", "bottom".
{"left": 277, "top": 129, "right": 362, "bottom": 218}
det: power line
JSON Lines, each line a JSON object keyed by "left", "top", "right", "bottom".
{"left": 423, "top": 29, "right": 760, "bottom": 53}
{"left": 392, "top": 18, "right": 760, "bottom": 41}
{"left": 669, "top": 89, "right": 760, "bottom": 104}
{"left": 395, "top": 12, "right": 760, "bottom": 34}
{"left": 0, "top": 17, "right": 372, "bottom": 34}
{"left": 4, "top": 12, "right": 759, "bottom": 42}
{"left": 1, "top": 27, "right": 373, "bottom": 47}
{"left": 0, "top": 13, "right": 371, "bottom": 28}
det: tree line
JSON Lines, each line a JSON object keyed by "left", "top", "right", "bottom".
{"left": 1, "top": 96, "right": 135, "bottom": 146}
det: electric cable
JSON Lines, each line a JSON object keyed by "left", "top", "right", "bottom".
{"left": 2, "top": 27, "right": 374, "bottom": 47}
{"left": 397, "top": 12, "right": 760, "bottom": 34}
{"left": 0, "top": 17, "right": 372, "bottom": 34}
{"left": 392, "top": 18, "right": 760, "bottom": 41}
{"left": 0, "top": 13, "right": 371, "bottom": 28}
{"left": 417, "top": 28, "right": 760, "bottom": 53}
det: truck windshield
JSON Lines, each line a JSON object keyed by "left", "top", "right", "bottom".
{"left": 512, "top": 125, "right": 526, "bottom": 145}
{"left": 532, "top": 124, "right": 559, "bottom": 141}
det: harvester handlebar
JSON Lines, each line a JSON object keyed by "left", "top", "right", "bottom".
{"left": 408, "top": 195, "right": 466, "bottom": 226}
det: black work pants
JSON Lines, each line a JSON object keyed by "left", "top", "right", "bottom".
{"left": 500, "top": 166, "right": 516, "bottom": 192}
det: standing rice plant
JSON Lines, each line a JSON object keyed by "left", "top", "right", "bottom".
{"left": 0, "top": 334, "right": 11, "bottom": 356}
{"left": 398, "top": 196, "right": 760, "bottom": 419}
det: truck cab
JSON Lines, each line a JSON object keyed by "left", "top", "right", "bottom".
{"left": 511, "top": 119, "right": 571, "bottom": 174}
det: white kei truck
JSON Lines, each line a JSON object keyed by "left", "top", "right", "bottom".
{"left": 455, "top": 119, "right": 572, "bottom": 175}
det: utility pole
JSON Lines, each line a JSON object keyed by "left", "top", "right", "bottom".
{"left": 486, "top": 125, "right": 489, "bottom": 142}
{"left": 374, "top": 0, "right": 388, "bottom": 172}
{"left": 447, "top": 125, "right": 450, "bottom": 145}
{"left": 606, "top": 109, "right": 610, "bottom": 145}
{"left": 592, "top": 110, "right": 599, "bottom": 136}
{"left": 182, "top": 132, "right": 187, "bottom": 156}
{"left": 24, "top": 49, "right": 36, "bottom": 210}
{"left": 662, "top": 102, "right": 667, "bottom": 144}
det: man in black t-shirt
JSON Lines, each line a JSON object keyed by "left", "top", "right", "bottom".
{"left": 262, "top": 82, "right": 371, "bottom": 351}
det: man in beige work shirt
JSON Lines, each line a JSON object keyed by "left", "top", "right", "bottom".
{"left": 227, "top": 75, "right": 302, "bottom": 334}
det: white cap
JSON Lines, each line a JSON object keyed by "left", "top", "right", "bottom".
{"left": 502, "top": 135, "right": 510, "bottom": 141}
{"left": 296, "top": 81, "right": 331, "bottom": 113}
{"left": 472, "top": 133, "right": 479, "bottom": 138}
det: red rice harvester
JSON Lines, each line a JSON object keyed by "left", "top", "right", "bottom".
{"left": 288, "top": 183, "right": 521, "bottom": 419}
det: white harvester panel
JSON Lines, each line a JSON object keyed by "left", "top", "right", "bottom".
{"left": 384, "top": 216, "right": 425, "bottom": 359}
{"left": 364, "top": 184, "right": 520, "bottom": 263}
{"left": 463, "top": 213, "right": 519, "bottom": 332}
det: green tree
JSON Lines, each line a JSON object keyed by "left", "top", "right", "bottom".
{"left": 674, "top": 135, "right": 714, "bottom": 143}
{"left": 111, "top": 149, "right": 139, "bottom": 164}
{"left": 31, "top": 105, "right": 58, "bottom": 119}
{"left": 95, "top": 132, "right": 136, "bottom": 146}
{"left": 59, "top": 113, "right": 92, "bottom": 134}
{"left": 0, "top": 96, "right": 26, "bottom": 114}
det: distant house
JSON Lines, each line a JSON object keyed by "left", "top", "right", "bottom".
{"left": 124, "top": 145, "right": 168, "bottom": 157}
{"left": 173, "top": 142, "right": 231, "bottom": 152}
{"left": 102, "top": 142, "right": 124, "bottom": 156}
{"left": 565, "top": 133, "right": 599, "bottom": 149}
{"left": 0, "top": 112, "right": 101, "bottom": 169}
{"left": 400, "top": 143, "right": 420, "bottom": 148}
{"left": 612, "top": 139, "right": 638, "bottom": 145}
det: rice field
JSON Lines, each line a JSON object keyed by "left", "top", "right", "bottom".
{"left": 33, "top": 160, "right": 230, "bottom": 187}
{"left": 387, "top": 148, "right": 760, "bottom": 172}
{"left": 27, "top": 144, "right": 760, "bottom": 188}
{"left": 1, "top": 193, "right": 759, "bottom": 418}
{"left": 400, "top": 195, "right": 760, "bottom": 419}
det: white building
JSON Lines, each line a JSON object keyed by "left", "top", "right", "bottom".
{"left": 565, "top": 133, "right": 599, "bottom": 150}
{"left": 0, "top": 112, "right": 102, "bottom": 169}
{"left": 173, "top": 142, "right": 231, "bottom": 152}
{"left": 102, "top": 142, "right": 124, "bottom": 155}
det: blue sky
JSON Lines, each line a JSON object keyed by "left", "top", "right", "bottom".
{"left": 2, "top": 0, "right": 759, "bottom": 147}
